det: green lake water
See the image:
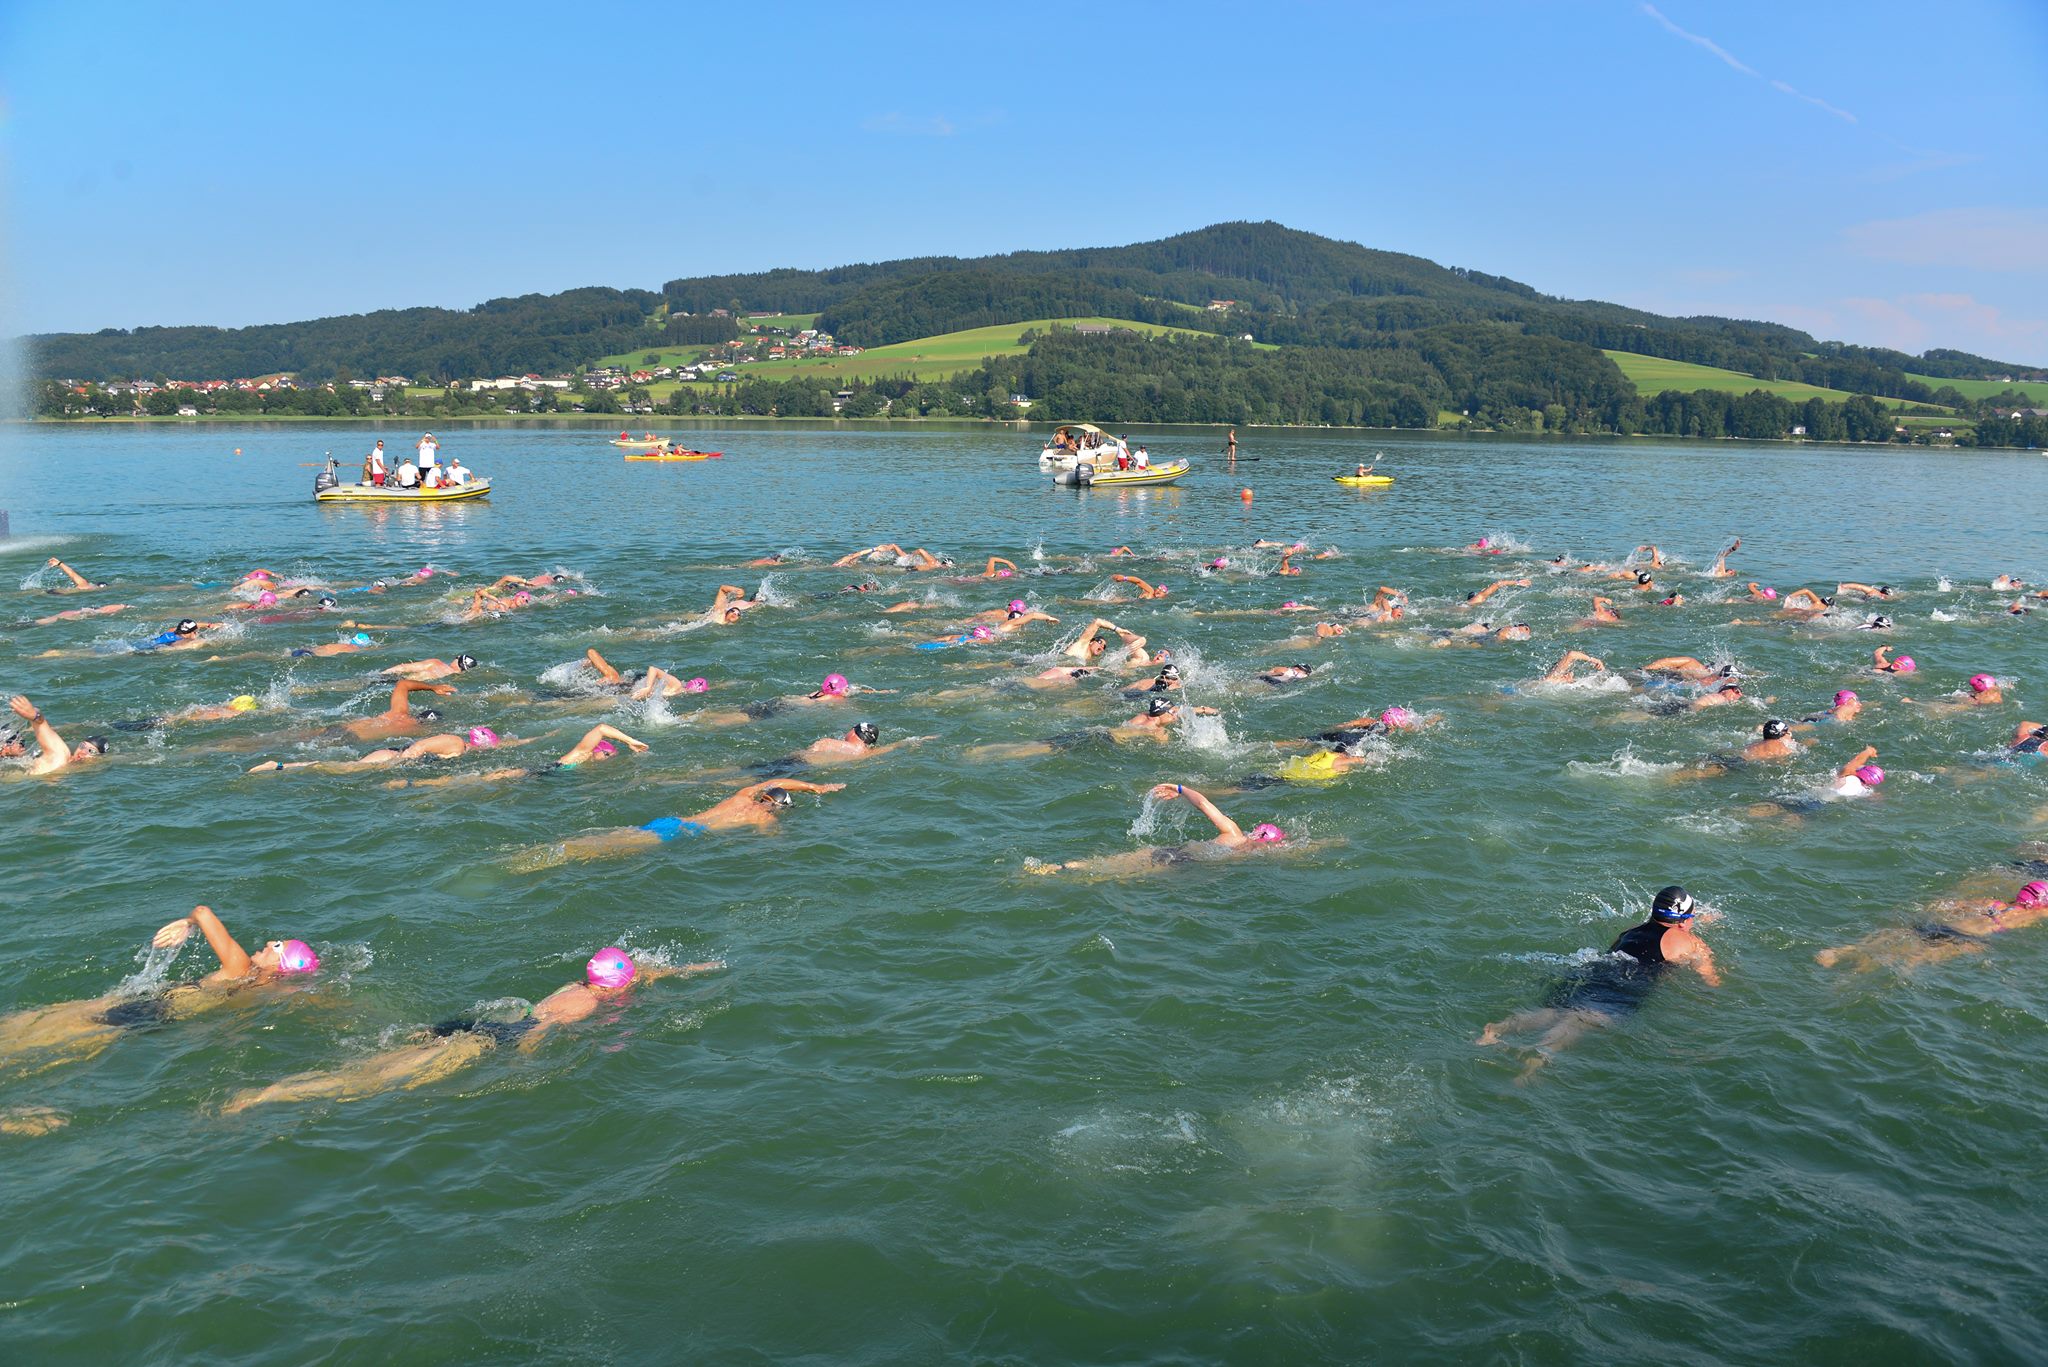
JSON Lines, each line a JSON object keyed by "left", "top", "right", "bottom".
{"left": 2, "top": 421, "right": 2045, "bottom": 1362}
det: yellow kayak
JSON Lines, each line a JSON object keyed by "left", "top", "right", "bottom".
{"left": 1333, "top": 474, "right": 1394, "bottom": 486}
{"left": 624, "top": 450, "right": 721, "bottom": 462}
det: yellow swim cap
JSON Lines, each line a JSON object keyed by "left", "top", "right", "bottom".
{"left": 229, "top": 695, "right": 259, "bottom": 712}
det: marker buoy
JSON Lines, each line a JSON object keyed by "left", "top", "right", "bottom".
{"left": 1240, "top": 488, "right": 1253, "bottom": 503}
{"left": 233, "top": 448, "right": 242, "bottom": 456}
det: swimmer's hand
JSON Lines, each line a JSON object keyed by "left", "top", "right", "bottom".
{"left": 151, "top": 917, "right": 196, "bottom": 950}
{"left": 1149, "top": 783, "right": 1183, "bottom": 801}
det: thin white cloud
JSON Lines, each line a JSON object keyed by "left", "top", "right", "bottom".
{"left": 1640, "top": 4, "right": 1855, "bottom": 123}
{"left": 1843, "top": 208, "right": 2048, "bottom": 273}
{"left": 861, "top": 112, "right": 955, "bottom": 137}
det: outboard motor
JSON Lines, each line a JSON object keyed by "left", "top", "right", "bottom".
{"left": 313, "top": 457, "right": 339, "bottom": 493}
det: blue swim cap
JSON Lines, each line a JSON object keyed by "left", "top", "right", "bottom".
{"left": 351, "top": 632, "right": 372, "bottom": 646}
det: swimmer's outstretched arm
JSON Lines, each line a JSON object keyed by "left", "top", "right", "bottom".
{"left": 984, "top": 557, "right": 1018, "bottom": 576}
{"left": 386, "top": 679, "right": 456, "bottom": 713}
{"left": 584, "top": 648, "right": 623, "bottom": 684}
{"left": 9, "top": 695, "right": 72, "bottom": 768}
{"left": 153, "top": 905, "right": 253, "bottom": 979}
{"left": 47, "top": 558, "right": 97, "bottom": 589}
{"left": 1838, "top": 746, "right": 1878, "bottom": 779}
{"left": 1643, "top": 656, "right": 1705, "bottom": 673}
{"left": 1151, "top": 783, "right": 1244, "bottom": 841}
{"left": 1634, "top": 545, "right": 1663, "bottom": 567}
{"left": 1063, "top": 620, "right": 1111, "bottom": 660}
{"left": 757, "top": 778, "right": 843, "bottom": 796}
{"left": 560, "top": 724, "right": 648, "bottom": 763}
{"left": 1782, "top": 589, "right": 1826, "bottom": 610}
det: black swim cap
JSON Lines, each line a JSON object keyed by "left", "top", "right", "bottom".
{"left": 1820, "top": 595, "right": 1836, "bottom": 607}
{"left": 1636, "top": 571, "right": 1653, "bottom": 584}
{"left": 1651, "top": 885, "right": 1696, "bottom": 922}
{"left": 176, "top": 619, "right": 198, "bottom": 634}
{"left": 415, "top": 708, "right": 442, "bottom": 722}
{"left": 852, "top": 721, "right": 878, "bottom": 745}
{"left": 456, "top": 654, "right": 477, "bottom": 670}
{"left": 318, "top": 595, "right": 337, "bottom": 608}
{"left": 79, "top": 735, "right": 111, "bottom": 755}
{"left": 1147, "top": 697, "right": 1176, "bottom": 716}
{"left": 1762, "top": 719, "right": 1789, "bottom": 740}
{"left": 1069, "top": 668, "right": 1092, "bottom": 678}
{"left": 759, "top": 786, "right": 794, "bottom": 807}
{"left": 1159, "top": 664, "right": 1181, "bottom": 680}
{"left": 1872, "top": 615, "right": 1893, "bottom": 629}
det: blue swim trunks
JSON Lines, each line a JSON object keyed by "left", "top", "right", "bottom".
{"left": 641, "top": 817, "right": 708, "bottom": 842}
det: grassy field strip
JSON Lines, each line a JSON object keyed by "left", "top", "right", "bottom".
{"left": 674, "top": 317, "right": 1248, "bottom": 384}
{"left": 1602, "top": 351, "right": 1865, "bottom": 403}
{"left": 1903, "top": 373, "right": 2048, "bottom": 403}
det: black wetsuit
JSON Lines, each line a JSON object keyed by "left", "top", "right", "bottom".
{"left": 97, "top": 996, "right": 174, "bottom": 1030}
{"left": 1544, "top": 919, "right": 1670, "bottom": 1018}
{"left": 429, "top": 1016, "right": 536, "bottom": 1047}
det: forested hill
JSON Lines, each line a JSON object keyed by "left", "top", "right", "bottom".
{"left": 24, "top": 222, "right": 2038, "bottom": 399}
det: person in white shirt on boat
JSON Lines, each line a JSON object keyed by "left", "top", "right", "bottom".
{"left": 364, "top": 440, "right": 388, "bottom": 487}
{"left": 1134, "top": 447, "right": 1150, "bottom": 470}
{"left": 445, "top": 458, "right": 471, "bottom": 487}
{"left": 396, "top": 460, "right": 421, "bottom": 489}
{"left": 416, "top": 433, "right": 439, "bottom": 478}
{"left": 422, "top": 462, "right": 444, "bottom": 489}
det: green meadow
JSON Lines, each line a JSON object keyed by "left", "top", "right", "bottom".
{"left": 1601, "top": 351, "right": 1866, "bottom": 403}
{"left": 1902, "top": 373, "right": 2048, "bottom": 404}
{"left": 682, "top": 318, "right": 1246, "bottom": 385}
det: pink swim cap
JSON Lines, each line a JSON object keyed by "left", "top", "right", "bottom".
{"left": 415, "top": 566, "right": 433, "bottom": 578}
{"left": 244, "top": 569, "right": 273, "bottom": 581}
{"left": 1007, "top": 600, "right": 1027, "bottom": 613}
{"left": 586, "top": 947, "right": 635, "bottom": 989}
{"left": 970, "top": 625, "right": 993, "bottom": 640}
{"left": 1210, "top": 557, "right": 1229, "bottom": 569}
{"left": 1249, "top": 823, "right": 1287, "bottom": 843}
{"left": 1760, "top": 587, "right": 1778, "bottom": 600}
{"left": 466, "top": 726, "right": 498, "bottom": 748}
{"left": 1155, "top": 585, "right": 1169, "bottom": 596}
{"left": 1855, "top": 764, "right": 1885, "bottom": 786}
{"left": 1380, "top": 705, "right": 1417, "bottom": 728}
{"left": 685, "top": 677, "right": 709, "bottom": 693}
{"left": 996, "top": 569, "right": 1012, "bottom": 578}
{"left": 2018, "top": 881, "right": 2048, "bottom": 907}
{"left": 1835, "top": 690, "right": 1858, "bottom": 706}
{"left": 1893, "top": 656, "right": 1916, "bottom": 673}
{"left": 591, "top": 739, "right": 617, "bottom": 757}
{"left": 1476, "top": 538, "right": 1492, "bottom": 549}
{"left": 1281, "top": 600, "right": 1299, "bottom": 610}
{"left": 274, "top": 939, "right": 319, "bottom": 975}
{"left": 1969, "top": 673, "right": 1994, "bottom": 693}
{"left": 255, "top": 590, "right": 278, "bottom": 606}
{"left": 512, "top": 591, "right": 532, "bottom": 604}
{"left": 819, "top": 673, "right": 849, "bottom": 696}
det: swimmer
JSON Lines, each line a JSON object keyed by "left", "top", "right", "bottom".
{"left": 250, "top": 724, "right": 520, "bottom": 772}
{"left": 1539, "top": 650, "right": 1607, "bottom": 684}
{"left": 751, "top": 723, "right": 935, "bottom": 772}
{"left": 289, "top": 632, "right": 375, "bottom": 658}
{"left": 41, "top": 556, "right": 107, "bottom": 593}
{"left": 1354, "top": 586, "right": 1408, "bottom": 624}
{"left": 1632, "top": 544, "right": 1665, "bottom": 569}
{"left": 705, "top": 585, "right": 757, "bottom": 625}
{"left": 1478, "top": 885, "right": 1718, "bottom": 1081}
{"left": 0, "top": 906, "right": 318, "bottom": 1075}
{"left": 1304, "top": 705, "right": 1439, "bottom": 747}
{"left": 1658, "top": 593, "right": 1685, "bottom": 608}
{"left": 343, "top": 679, "right": 458, "bottom": 741}
{"left": 1779, "top": 588, "right": 1833, "bottom": 615}
{"left": 1642, "top": 656, "right": 1731, "bottom": 683}
{"left": 1237, "top": 746, "right": 1377, "bottom": 788}
{"left": 745, "top": 553, "right": 790, "bottom": 568}
{"left": 1465, "top": 578, "right": 1530, "bottom": 608}
{"left": 1906, "top": 673, "right": 2004, "bottom": 710}
{"left": 1671, "top": 719, "right": 1800, "bottom": 781}
{"left": 584, "top": 648, "right": 705, "bottom": 700}
{"left": 1466, "top": 537, "right": 1503, "bottom": 555}
{"left": 1745, "top": 582, "right": 1779, "bottom": 602}
{"left": 982, "top": 557, "right": 1019, "bottom": 579}
{"left": 525, "top": 779, "right": 845, "bottom": 864}
{"left": 967, "top": 696, "right": 1214, "bottom": 760}
{"left": 1837, "top": 582, "right": 1897, "bottom": 601}
{"left": 1120, "top": 663, "right": 1183, "bottom": 696}
{"left": 1854, "top": 614, "right": 1894, "bottom": 631}
{"left": 1576, "top": 596, "right": 1622, "bottom": 627}
{"left": 1107, "top": 546, "right": 1134, "bottom": 557}
{"left": 112, "top": 694, "right": 264, "bottom": 731}
{"left": 1707, "top": 538, "right": 1741, "bottom": 578}
{"left": 1274, "top": 621, "right": 1348, "bottom": 649}
{"left": 1064, "top": 618, "right": 1158, "bottom": 670}
{"left": 385, "top": 724, "right": 649, "bottom": 787}
{"left": 1796, "top": 690, "right": 1863, "bottom": 728}
{"left": 1274, "top": 550, "right": 1302, "bottom": 577}
{"left": 222, "top": 949, "right": 722, "bottom": 1113}
{"left": 1992, "top": 574, "right": 2026, "bottom": 592}
{"left": 380, "top": 653, "right": 478, "bottom": 682}
{"left": 1027, "top": 783, "right": 1294, "bottom": 877}
{"left": 1109, "top": 574, "right": 1170, "bottom": 600}
{"left": 135, "top": 618, "right": 225, "bottom": 652}
{"left": 1817, "top": 879, "right": 2048, "bottom": 970}
{"left": 6, "top": 695, "right": 109, "bottom": 776}
{"left": 21, "top": 602, "right": 129, "bottom": 627}
{"left": 1871, "top": 646, "right": 1916, "bottom": 676}
{"left": 1259, "top": 663, "right": 1316, "bottom": 685}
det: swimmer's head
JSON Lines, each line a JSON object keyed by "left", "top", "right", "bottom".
{"left": 1636, "top": 572, "right": 1653, "bottom": 585}
{"left": 1835, "top": 690, "right": 1858, "bottom": 706}
{"left": 244, "top": 569, "right": 274, "bottom": 582}
{"left": 351, "top": 633, "right": 372, "bottom": 646}
{"left": 590, "top": 739, "right": 618, "bottom": 758}
{"left": 265, "top": 939, "right": 320, "bottom": 975}
{"left": 685, "top": 677, "right": 709, "bottom": 693}
{"left": 228, "top": 695, "right": 259, "bottom": 713}
{"left": 1146, "top": 697, "right": 1177, "bottom": 717}
{"left": 1820, "top": 595, "right": 1836, "bottom": 607}
{"left": 1248, "top": 823, "right": 1287, "bottom": 844}
{"left": 723, "top": 607, "right": 742, "bottom": 623}
{"left": 818, "top": 673, "right": 850, "bottom": 697}
{"left": 1158, "top": 664, "right": 1182, "bottom": 681}
{"left": 415, "top": 566, "right": 433, "bottom": 579}
{"left": 511, "top": 591, "right": 532, "bottom": 605}
{"left": 1476, "top": 538, "right": 1492, "bottom": 549}
{"left": 175, "top": 619, "right": 199, "bottom": 635}
{"left": 456, "top": 654, "right": 477, "bottom": 672}
{"left": 851, "top": 721, "right": 878, "bottom": 746}
{"left": 414, "top": 708, "right": 442, "bottom": 723}
{"left": 758, "top": 786, "right": 794, "bottom": 809}
{"left": 72, "top": 736, "right": 110, "bottom": 759}
{"left": 2017, "top": 881, "right": 2048, "bottom": 908}
{"left": 1892, "top": 655, "right": 1916, "bottom": 673}
{"left": 1281, "top": 601, "right": 1300, "bottom": 610}
{"left": 1380, "top": 705, "right": 1417, "bottom": 728}
{"left": 1651, "top": 886, "right": 1696, "bottom": 922}
{"left": 1759, "top": 587, "right": 1778, "bottom": 600}
{"left": 586, "top": 947, "right": 635, "bottom": 990}
{"left": 466, "top": 726, "right": 498, "bottom": 748}
{"left": 1007, "top": 600, "right": 1027, "bottom": 614}
{"left": 1085, "top": 636, "right": 1107, "bottom": 657}
{"left": 255, "top": 590, "right": 278, "bottom": 607}
{"left": 1499, "top": 623, "right": 1533, "bottom": 640}
{"left": 1855, "top": 764, "right": 1885, "bottom": 786}
{"left": 1209, "top": 557, "right": 1229, "bottom": 569}
{"left": 1762, "top": 719, "right": 1789, "bottom": 740}
{"left": 1866, "top": 615, "right": 1893, "bottom": 630}
{"left": 969, "top": 625, "right": 993, "bottom": 640}
{"left": 317, "top": 594, "right": 337, "bottom": 609}
{"left": 1716, "top": 684, "right": 1743, "bottom": 698}
{"left": 1969, "top": 673, "right": 1995, "bottom": 693}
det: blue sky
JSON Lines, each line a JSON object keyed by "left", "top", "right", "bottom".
{"left": 3, "top": 0, "right": 2045, "bottom": 362}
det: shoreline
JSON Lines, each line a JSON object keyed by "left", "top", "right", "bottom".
{"left": 5, "top": 412, "right": 1961, "bottom": 449}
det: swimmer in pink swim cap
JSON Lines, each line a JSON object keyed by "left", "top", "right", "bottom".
{"left": 222, "top": 950, "right": 725, "bottom": 1113}
{"left": 1816, "top": 876, "right": 2048, "bottom": 970}
{"left": 982, "top": 557, "right": 1019, "bottom": 579}
{"left": 1027, "top": 783, "right": 1303, "bottom": 876}
{"left": 0, "top": 905, "right": 320, "bottom": 1077}
{"left": 1109, "top": 574, "right": 1171, "bottom": 600}
{"left": 583, "top": 649, "right": 702, "bottom": 701}
{"left": 1872, "top": 646, "right": 1914, "bottom": 675}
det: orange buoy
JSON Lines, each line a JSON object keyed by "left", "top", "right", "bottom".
{"left": 233, "top": 448, "right": 242, "bottom": 455}
{"left": 1240, "top": 488, "right": 1253, "bottom": 503}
